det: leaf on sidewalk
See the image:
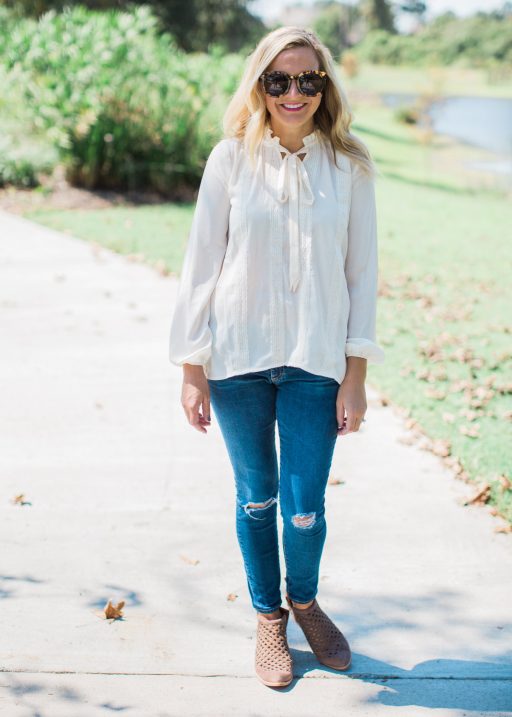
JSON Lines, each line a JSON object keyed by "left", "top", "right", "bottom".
{"left": 11, "top": 493, "right": 31, "bottom": 506}
{"left": 429, "top": 439, "right": 452, "bottom": 457}
{"left": 464, "top": 483, "right": 491, "bottom": 506}
{"left": 180, "top": 554, "right": 200, "bottom": 565}
{"left": 104, "top": 600, "right": 125, "bottom": 619}
{"left": 494, "top": 524, "right": 512, "bottom": 534}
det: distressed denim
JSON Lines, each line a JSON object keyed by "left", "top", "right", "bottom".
{"left": 207, "top": 365, "right": 340, "bottom": 614}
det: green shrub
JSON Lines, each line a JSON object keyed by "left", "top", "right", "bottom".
{"left": 3, "top": 5, "right": 244, "bottom": 195}
{"left": 0, "top": 136, "right": 56, "bottom": 187}
{"left": 354, "top": 14, "right": 512, "bottom": 69}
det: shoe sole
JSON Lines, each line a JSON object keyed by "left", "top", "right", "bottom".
{"left": 319, "top": 656, "right": 351, "bottom": 671}
{"left": 257, "top": 674, "right": 293, "bottom": 688}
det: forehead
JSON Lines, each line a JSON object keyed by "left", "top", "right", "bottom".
{"left": 267, "top": 46, "right": 320, "bottom": 73}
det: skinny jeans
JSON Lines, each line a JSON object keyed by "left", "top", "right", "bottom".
{"left": 207, "top": 365, "right": 339, "bottom": 614}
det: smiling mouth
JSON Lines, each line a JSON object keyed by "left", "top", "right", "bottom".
{"left": 280, "top": 103, "right": 306, "bottom": 111}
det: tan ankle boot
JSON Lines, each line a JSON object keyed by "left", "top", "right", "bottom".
{"left": 286, "top": 595, "right": 351, "bottom": 670}
{"left": 255, "top": 606, "right": 293, "bottom": 687}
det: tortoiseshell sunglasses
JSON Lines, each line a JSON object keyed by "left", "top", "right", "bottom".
{"left": 259, "top": 69, "right": 328, "bottom": 97}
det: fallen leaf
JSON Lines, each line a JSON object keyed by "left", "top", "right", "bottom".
{"left": 430, "top": 439, "right": 451, "bottom": 458}
{"left": 495, "top": 524, "right": 512, "bottom": 533}
{"left": 425, "top": 387, "right": 446, "bottom": 400}
{"left": 498, "top": 475, "right": 511, "bottom": 491}
{"left": 180, "top": 554, "right": 200, "bottom": 565}
{"left": 464, "top": 483, "right": 491, "bottom": 506}
{"left": 460, "top": 424, "right": 480, "bottom": 438}
{"left": 104, "top": 600, "right": 125, "bottom": 619}
{"left": 11, "top": 494, "right": 31, "bottom": 506}
{"left": 398, "top": 435, "right": 417, "bottom": 446}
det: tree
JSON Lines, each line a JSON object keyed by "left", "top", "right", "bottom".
{"left": 0, "top": 0, "right": 267, "bottom": 52}
{"left": 361, "top": 0, "right": 395, "bottom": 33}
{"left": 313, "top": 2, "right": 355, "bottom": 59}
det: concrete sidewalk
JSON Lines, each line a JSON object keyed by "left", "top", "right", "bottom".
{"left": 0, "top": 208, "right": 511, "bottom": 717}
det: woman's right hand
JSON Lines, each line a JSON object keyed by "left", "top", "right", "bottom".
{"left": 181, "top": 365, "right": 211, "bottom": 434}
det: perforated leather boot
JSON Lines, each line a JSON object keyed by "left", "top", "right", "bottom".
{"left": 255, "top": 606, "right": 293, "bottom": 687}
{"left": 285, "top": 594, "right": 351, "bottom": 670}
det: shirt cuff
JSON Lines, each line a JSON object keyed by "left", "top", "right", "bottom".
{"left": 345, "top": 338, "right": 385, "bottom": 364}
{"left": 169, "top": 345, "right": 211, "bottom": 367}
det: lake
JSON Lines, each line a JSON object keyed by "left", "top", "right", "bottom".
{"left": 381, "top": 93, "right": 512, "bottom": 176}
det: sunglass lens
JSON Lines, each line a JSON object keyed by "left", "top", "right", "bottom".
{"left": 299, "top": 73, "right": 326, "bottom": 96}
{"left": 263, "top": 72, "right": 289, "bottom": 97}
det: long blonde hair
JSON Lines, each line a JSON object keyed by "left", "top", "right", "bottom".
{"left": 222, "top": 26, "right": 375, "bottom": 177}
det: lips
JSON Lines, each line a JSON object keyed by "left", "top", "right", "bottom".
{"left": 280, "top": 103, "right": 306, "bottom": 112}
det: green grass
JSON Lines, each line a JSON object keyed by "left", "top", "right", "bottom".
{"left": 26, "top": 203, "right": 194, "bottom": 276}
{"left": 24, "top": 99, "right": 512, "bottom": 523}
{"left": 342, "top": 62, "right": 512, "bottom": 98}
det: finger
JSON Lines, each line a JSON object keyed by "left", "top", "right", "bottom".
{"left": 340, "top": 412, "right": 358, "bottom": 435}
{"left": 186, "top": 407, "right": 207, "bottom": 434}
{"left": 336, "top": 401, "right": 345, "bottom": 430}
{"left": 202, "top": 394, "right": 211, "bottom": 422}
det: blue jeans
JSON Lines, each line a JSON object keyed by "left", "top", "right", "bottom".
{"left": 207, "top": 365, "right": 340, "bottom": 614}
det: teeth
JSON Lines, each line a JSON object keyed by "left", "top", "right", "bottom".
{"left": 283, "top": 103, "right": 305, "bottom": 108}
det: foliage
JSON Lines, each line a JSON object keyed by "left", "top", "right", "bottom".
{"left": 0, "top": 0, "right": 267, "bottom": 52}
{"left": 360, "top": 0, "right": 395, "bottom": 33}
{"left": 0, "top": 5, "right": 244, "bottom": 194}
{"left": 0, "top": 136, "right": 55, "bottom": 186}
{"left": 313, "top": 2, "right": 360, "bottom": 59}
{"left": 355, "top": 12, "right": 512, "bottom": 68}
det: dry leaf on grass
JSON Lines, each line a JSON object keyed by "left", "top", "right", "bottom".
{"left": 425, "top": 387, "right": 447, "bottom": 400}
{"left": 104, "top": 600, "right": 125, "bottom": 619}
{"left": 459, "top": 424, "right": 480, "bottom": 438}
{"left": 498, "top": 475, "right": 511, "bottom": 491}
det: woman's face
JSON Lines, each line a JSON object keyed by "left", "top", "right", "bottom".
{"left": 262, "top": 46, "right": 323, "bottom": 133}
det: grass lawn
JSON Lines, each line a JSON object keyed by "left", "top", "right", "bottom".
{"left": 24, "top": 99, "right": 512, "bottom": 524}
{"left": 342, "top": 62, "right": 512, "bottom": 99}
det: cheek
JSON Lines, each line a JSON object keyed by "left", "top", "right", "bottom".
{"left": 265, "top": 97, "right": 276, "bottom": 114}
{"left": 311, "top": 96, "right": 322, "bottom": 113}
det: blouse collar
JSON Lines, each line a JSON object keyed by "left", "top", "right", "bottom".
{"left": 262, "top": 125, "right": 319, "bottom": 155}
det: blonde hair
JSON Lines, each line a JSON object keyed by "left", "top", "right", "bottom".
{"left": 222, "top": 26, "right": 375, "bottom": 177}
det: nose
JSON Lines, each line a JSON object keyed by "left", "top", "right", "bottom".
{"left": 283, "top": 78, "right": 302, "bottom": 100}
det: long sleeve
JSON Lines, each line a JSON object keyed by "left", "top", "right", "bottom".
{"left": 344, "top": 160, "right": 385, "bottom": 364}
{"left": 169, "top": 141, "right": 231, "bottom": 367}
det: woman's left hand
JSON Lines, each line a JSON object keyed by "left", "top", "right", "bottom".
{"left": 336, "top": 376, "right": 367, "bottom": 436}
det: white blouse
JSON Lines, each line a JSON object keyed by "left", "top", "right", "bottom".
{"left": 168, "top": 125, "right": 385, "bottom": 384}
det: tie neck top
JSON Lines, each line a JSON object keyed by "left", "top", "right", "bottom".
{"left": 169, "top": 124, "right": 385, "bottom": 384}
{"left": 262, "top": 126, "right": 317, "bottom": 292}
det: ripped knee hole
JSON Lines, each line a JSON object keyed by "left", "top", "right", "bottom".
{"left": 291, "top": 512, "right": 316, "bottom": 528}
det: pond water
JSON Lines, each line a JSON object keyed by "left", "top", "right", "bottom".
{"left": 381, "top": 93, "right": 512, "bottom": 176}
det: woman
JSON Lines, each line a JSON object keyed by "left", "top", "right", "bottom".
{"left": 169, "top": 26, "right": 385, "bottom": 688}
